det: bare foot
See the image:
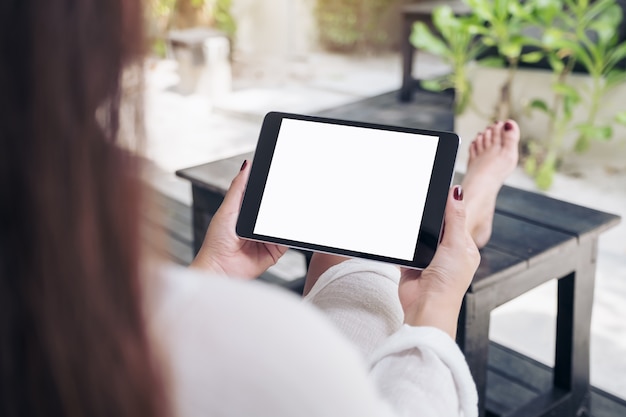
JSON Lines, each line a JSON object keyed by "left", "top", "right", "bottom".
{"left": 462, "top": 120, "right": 520, "bottom": 248}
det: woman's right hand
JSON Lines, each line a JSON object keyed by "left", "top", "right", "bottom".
{"left": 190, "top": 161, "right": 288, "bottom": 279}
{"left": 398, "top": 185, "right": 480, "bottom": 338}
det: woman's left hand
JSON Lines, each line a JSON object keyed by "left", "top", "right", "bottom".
{"left": 190, "top": 160, "right": 288, "bottom": 279}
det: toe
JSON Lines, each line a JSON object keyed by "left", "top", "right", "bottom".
{"left": 483, "top": 127, "right": 493, "bottom": 148}
{"left": 491, "top": 121, "right": 504, "bottom": 147}
{"left": 474, "top": 132, "right": 484, "bottom": 153}
{"left": 502, "top": 119, "right": 520, "bottom": 149}
{"left": 470, "top": 140, "right": 478, "bottom": 160}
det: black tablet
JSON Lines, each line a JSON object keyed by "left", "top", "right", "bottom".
{"left": 236, "top": 112, "right": 459, "bottom": 269}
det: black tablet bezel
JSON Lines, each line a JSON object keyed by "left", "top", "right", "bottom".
{"left": 236, "top": 111, "right": 459, "bottom": 269}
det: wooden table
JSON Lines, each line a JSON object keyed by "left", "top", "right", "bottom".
{"left": 176, "top": 155, "right": 620, "bottom": 417}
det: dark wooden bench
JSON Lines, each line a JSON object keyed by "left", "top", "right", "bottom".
{"left": 176, "top": 154, "right": 620, "bottom": 417}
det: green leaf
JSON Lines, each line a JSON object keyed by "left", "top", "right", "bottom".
{"left": 533, "top": 0, "right": 561, "bottom": 23}
{"left": 547, "top": 54, "right": 565, "bottom": 73}
{"left": 481, "top": 37, "right": 497, "bottom": 47}
{"left": 499, "top": 42, "right": 523, "bottom": 58}
{"left": 587, "top": 3, "right": 621, "bottom": 37}
{"left": 433, "top": 6, "right": 459, "bottom": 37}
{"left": 477, "top": 56, "right": 506, "bottom": 67}
{"left": 410, "top": 22, "right": 449, "bottom": 57}
{"left": 521, "top": 51, "right": 544, "bottom": 63}
{"left": 605, "top": 70, "right": 626, "bottom": 88}
{"left": 529, "top": 99, "right": 549, "bottom": 113}
{"left": 615, "top": 111, "right": 626, "bottom": 125}
{"left": 552, "top": 82, "right": 580, "bottom": 101}
{"left": 466, "top": 0, "right": 494, "bottom": 21}
{"left": 508, "top": 1, "right": 522, "bottom": 15}
{"left": 576, "top": 123, "right": 613, "bottom": 142}
{"left": 589, "top": 17, "right": 620, "bottom": 46}
{"left": 542, "top": 27, "right": 564, "bottom": 48}
{"left": 585, "top": 0, "right": 616, "bottom": 23}
{"left": 598, "top": 126, "right": 613, "bottom": 140}
{"left": 574, "top": 135, "right": 591, "bottom": 153}
{"left": 420, "top": 78, "right": 445, "bottom": 92}
{"left": 605, "top": 42, "right": 626, "bottom": 72}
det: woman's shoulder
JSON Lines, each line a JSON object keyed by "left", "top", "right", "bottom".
{"left": 150, "top": 263, "right": 394, "bottom": 417}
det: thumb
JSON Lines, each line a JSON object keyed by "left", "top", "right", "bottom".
{"left": 439, "top": 185, "right": 466, "bottom": 247}
{"left": 220, "top": 160, "right": 251, "bottom": 215}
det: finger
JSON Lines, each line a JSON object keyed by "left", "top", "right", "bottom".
{"left": 440, "top": 185, "right": 466, "bottom": 247}
{"left": 220, "top": 160, "right": 251, "bottom": 214}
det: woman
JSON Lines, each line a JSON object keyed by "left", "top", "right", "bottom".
{"left": 0, "top": 0, "right": 520, "bottom": 416}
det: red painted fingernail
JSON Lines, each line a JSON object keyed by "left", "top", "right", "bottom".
{"left": 240, "top": 160, "right": 248, "bottom": 171}
{"left": 504, "top": 121, "right": 513, "bottom": 131}
{"left": 454, "top": 185, "right": 464, "bottom": 201}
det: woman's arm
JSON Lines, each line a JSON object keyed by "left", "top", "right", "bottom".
{"left": 304, "top": 186, "right": 480, "bottom": 416}
{"left": 399, "top": 185, "right": 480, "bottom": 338}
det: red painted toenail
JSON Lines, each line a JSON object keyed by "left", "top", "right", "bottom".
{"left": 504, "top": 122, "right": 513, "bottom": 131}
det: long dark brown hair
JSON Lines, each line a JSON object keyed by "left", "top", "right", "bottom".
{"left": 0, "top": 1, "right": 168, "bottom": 416}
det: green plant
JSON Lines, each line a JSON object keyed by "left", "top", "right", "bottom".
{"left": 410, "top": 7, "right": 486, "bottom": 114}
{"left": 525, "top": 0, "right": 626, "bottom": 188}
{"left": 411, "top": 0, "right": 626, "bottom": 189}
{"left": 466, "top": 0, "right": 540, "bottom": 121}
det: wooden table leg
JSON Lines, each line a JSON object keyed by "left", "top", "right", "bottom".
{"left": 506, "top": 241, "right": 597, "bottom": 417}
{"left": 399, "top": 12, "right": 416, "bottom": 102}
{"left": 457, "top": 292, "right": 493, "bottom": 417}
{"left": 554, "top": 239, "right": 597, "bottom": 416}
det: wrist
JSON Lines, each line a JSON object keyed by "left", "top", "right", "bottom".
{"left": 189, "top": 248, "right": 227, "bottom": 276}
{"left": 403, "top": 294, "right": 463, "bottom": 339}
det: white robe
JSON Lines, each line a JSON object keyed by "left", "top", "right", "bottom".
{"left": 152, "top": 259, "right": 477, "bottom": 417}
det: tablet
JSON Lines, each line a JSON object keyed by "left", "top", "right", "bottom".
{"left": 236, "top": 112, "right": 459, "bottom": 269}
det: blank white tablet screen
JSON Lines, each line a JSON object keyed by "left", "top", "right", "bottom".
{"left": 253, "top": 118, "right": 439, "bottom": 261}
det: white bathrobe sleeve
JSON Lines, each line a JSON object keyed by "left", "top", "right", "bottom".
{"left": 304, "top": 259, "right": 478, "bottom": 417}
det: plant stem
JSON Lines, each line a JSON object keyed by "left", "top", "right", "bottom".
{"left": 546, "top": 57, "right": 576, "bottom": 158}
{"left": 586, "top": 76, "right": 602, "bottom": 127}
{"left": 495, "top": 58, "right": 518, "bottom": 121}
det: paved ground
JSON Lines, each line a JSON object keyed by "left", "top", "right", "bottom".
{"left": 144, "top": 51, "right": 626, "bottom": 399}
